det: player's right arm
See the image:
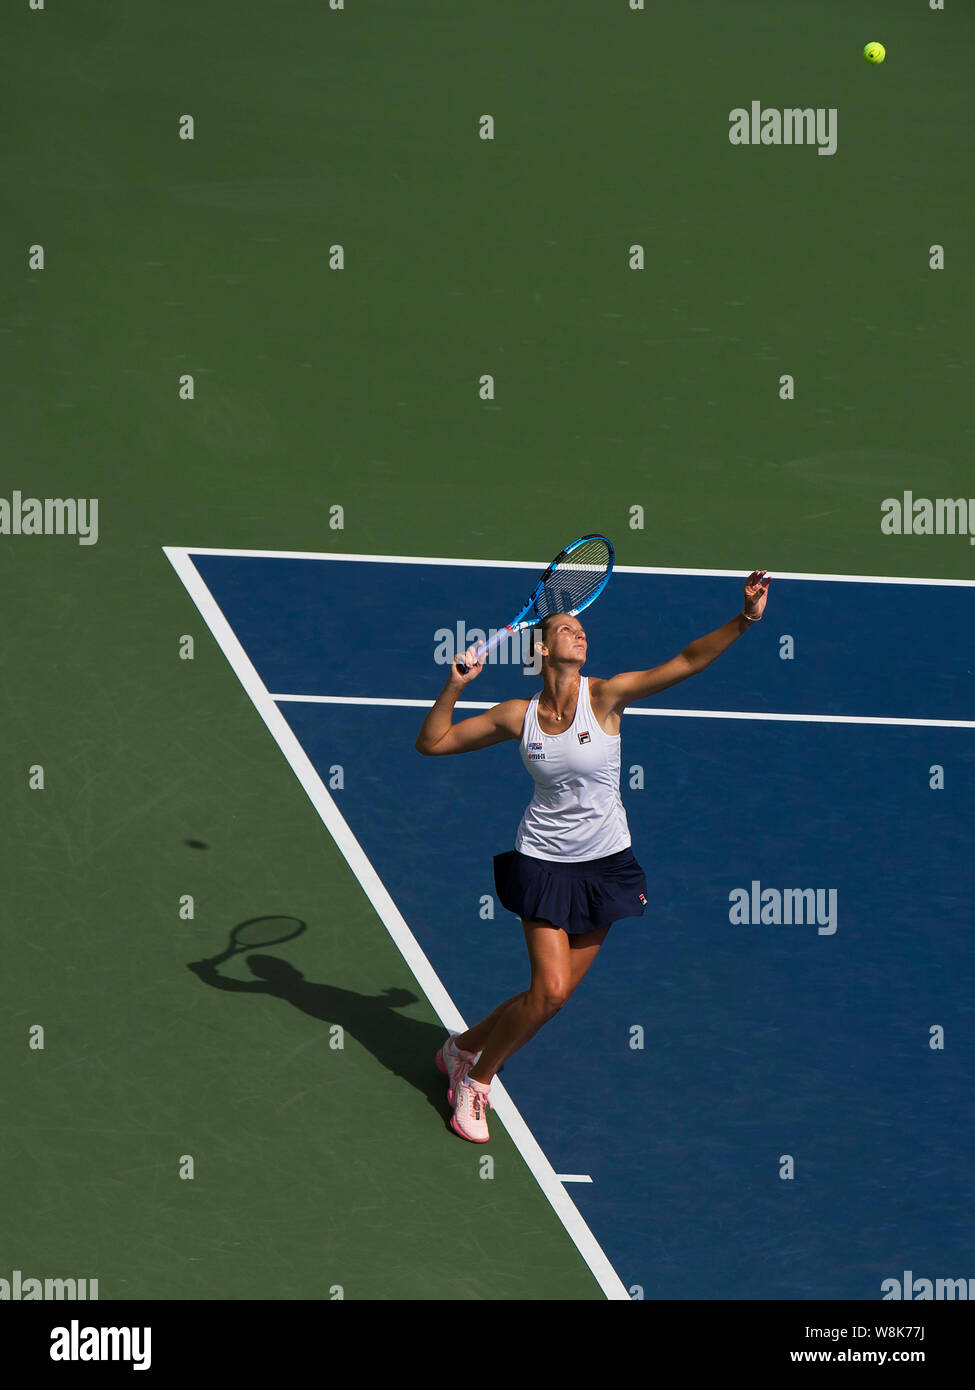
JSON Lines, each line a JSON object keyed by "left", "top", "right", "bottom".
{"left": 415, "top": 647, "right": 526, "bottom": 756}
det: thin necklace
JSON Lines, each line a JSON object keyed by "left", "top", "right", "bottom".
{"left": 540, "top": 682, "right": 579, "bottom": 722}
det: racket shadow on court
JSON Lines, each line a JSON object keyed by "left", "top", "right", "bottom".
{"left": 187, "top": 916, "right": 458, "bottom": 1121}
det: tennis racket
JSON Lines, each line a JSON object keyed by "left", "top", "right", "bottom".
{"left": 456, "top": 534, "right": 614, "bottom": 674}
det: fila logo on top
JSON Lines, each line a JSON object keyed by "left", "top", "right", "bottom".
{"left": 577, "top": 731, "right": 591, "bottom": 745}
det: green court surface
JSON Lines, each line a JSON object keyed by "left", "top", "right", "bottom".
{"left": 2, "top": 1, "right": 972, "bottom": 1301}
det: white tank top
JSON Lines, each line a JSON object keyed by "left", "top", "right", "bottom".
{"left": 515, "top": 676, "right": 631, "bottom": 863}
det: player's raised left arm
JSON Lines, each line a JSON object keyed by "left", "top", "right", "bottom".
{"left": 599, "top": 571, "right": 770, "bottom": 710}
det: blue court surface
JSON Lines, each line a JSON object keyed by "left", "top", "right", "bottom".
{"left": 170, "top": 548, "right": 975, "bottom": 1300}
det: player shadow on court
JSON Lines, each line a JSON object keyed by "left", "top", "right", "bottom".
{"left": 186, "top": 952, "right": 461, "bottom": 1127}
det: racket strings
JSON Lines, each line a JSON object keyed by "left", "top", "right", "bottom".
{"left": 535, "top": 537, "right": 612, "bottom": 617}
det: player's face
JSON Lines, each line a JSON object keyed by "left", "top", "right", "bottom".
{"left": 543, "top": 616, "right": 588, "bottom": 666}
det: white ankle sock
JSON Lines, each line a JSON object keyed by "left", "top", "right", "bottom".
{"left": 448, "top": 1035, "right": 476, "bottom": 1059}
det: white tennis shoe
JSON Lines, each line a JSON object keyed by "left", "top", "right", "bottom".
{"left": 450, "top": 1072, "right": 493, "bottom": 1143}
{"left": 435, "top": 1034, "right": 480, "bottom": 1103}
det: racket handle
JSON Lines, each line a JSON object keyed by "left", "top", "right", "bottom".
{"left": 455, "top": 624, "right": 516, "bottom": 675}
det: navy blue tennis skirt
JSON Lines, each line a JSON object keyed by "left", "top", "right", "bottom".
{"left": 493, "top": 847, "right": 648, "bottom": 935}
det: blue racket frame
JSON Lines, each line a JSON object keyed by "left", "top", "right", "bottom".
{"left": 455, "top": 533, "right": 615, "bottom": 673}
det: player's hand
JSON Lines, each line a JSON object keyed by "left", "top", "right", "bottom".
{"left": 450, "top": 646, "right": 485, "bottom": 686}
{"left": 743, "top": 570, "right": 771, "bottom": 621}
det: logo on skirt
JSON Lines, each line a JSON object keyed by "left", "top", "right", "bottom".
{"left": 577, "top": 730, "right": 591, "bottom": 744}
{"left": 638, "top": 893, "right": 647, "bottom": 905}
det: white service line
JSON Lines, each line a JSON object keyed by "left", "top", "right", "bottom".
{"left": 269, "top": 693, "right": 975, "bottom": 730}
{"left": 558, "top": 1175, "right": 594, "bottom": 1184}
{"left": 163, "top": 545, "right": 631, "bottom": 1302}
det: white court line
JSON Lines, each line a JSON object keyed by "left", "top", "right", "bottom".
{"left": 180, "top": 545, "right": 975, "bottom": 587}
{"left": 162, "top": 545, "right": 631, "bottom": 1303}
{"left": 558, "top": 1175, "right": 594, "bottom": 1184}
{"left": 270, "top": 693, "right": 975, "bottom": 730}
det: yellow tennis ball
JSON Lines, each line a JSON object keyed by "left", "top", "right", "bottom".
{"left": 863, "top": 42, "right": 886, "bottom": 64}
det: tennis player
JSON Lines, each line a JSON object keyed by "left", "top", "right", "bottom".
{"left": 415, "top": 569, "right": 771, "bottom": 1142}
